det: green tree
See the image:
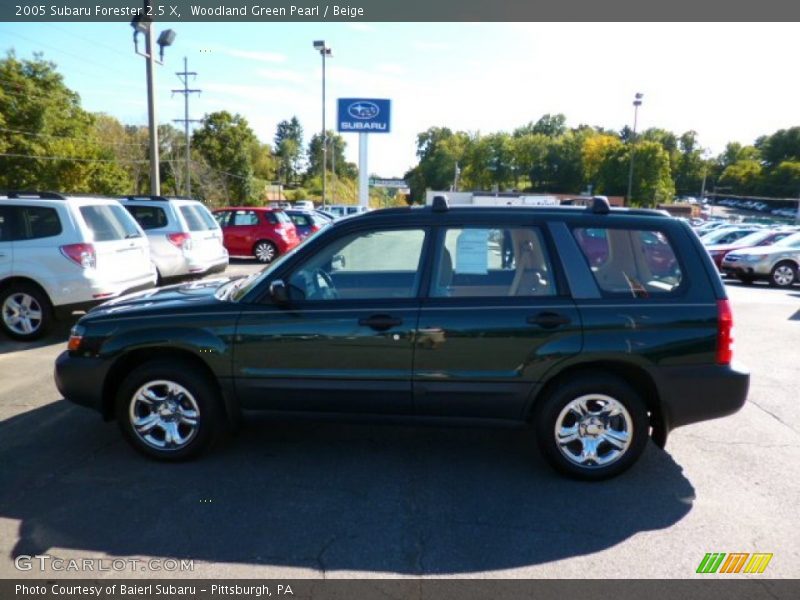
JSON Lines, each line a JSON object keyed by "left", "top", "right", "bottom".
{"left": 307, "top": 130, "right": 357, "bottom": 180}
{"left": 756, "top": 127, "right": 800, "bottom": 169}
{"left": 718, "top": 160, "right": 763, "bottom": 195}
{"left": 274, "top": 116, "right": 303, "bottom": 185}
{"left": 192, "top": 111, "right": 257, "bottom": 204}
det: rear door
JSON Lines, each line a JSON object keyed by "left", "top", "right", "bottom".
{"left": 413, "top": 221, "right": 582, "bottom": 420}
{"left": 0, "top": 206, "right": 15, "bottom": 279}
{"left": 77, "top": 202, "right": 151, "bottom": 283}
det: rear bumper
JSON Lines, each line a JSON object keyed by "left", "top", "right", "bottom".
{"left": 53, "top": 281, "right": 156, "bottom": 320}
{"left": 651, "top": 364, "right": 750, "bottom": 431}
{"left": 54, "top": 351, "right": 111, "bottom": 417}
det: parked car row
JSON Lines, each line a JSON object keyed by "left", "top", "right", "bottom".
{"left": 716, "top": 198, "right": 798, "bottom": 217}
{"left": 693, "top": 219, "right": 800, "bottom": 287}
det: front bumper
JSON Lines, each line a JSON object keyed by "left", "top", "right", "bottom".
{"left": 651, "top": 364, "right": 749, "bottom": 431}
{"left": 54, "top": 351, "right": 112, "bottom": 417}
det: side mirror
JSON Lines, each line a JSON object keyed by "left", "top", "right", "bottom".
{"left": 269, "top": 279, "right": 289, "bottom": 305}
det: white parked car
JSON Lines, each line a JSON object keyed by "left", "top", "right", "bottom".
{"left": 323, "top": 204, "right": 371, "bottom": 219}
{"left": 0, "top": 192, "right": 156, "bottom": 340}
{"left": 120, "top": 196, "right": 228, "bottom": 283}
{"left": 293, "top": 200, "right": 315, "bottom": 210}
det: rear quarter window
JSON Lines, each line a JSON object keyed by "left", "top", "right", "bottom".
{"left": 79, "top": 204, "right": 141, "bottom": 241}
{"left": 180, "top": 205, "right": 217, "bottom": 231}
{"left": 572, "top": 226, "right": 683, "bottom": 298}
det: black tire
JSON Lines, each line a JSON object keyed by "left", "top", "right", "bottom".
{"left": 533, "top": 372, "right": 649, "bottom": 481}
{"left": 769, "top": 261, "right": 796, "bottom": 288}
{"left": 0, "top": 283, "right": 53, "bottom": 341}
{"left": 253, "top": 240, "right": 278, "bottom": 264}
{"left": 115, "top": 359, "right": 222, "bottom": 461}
{"left": 737, "top": 275, "right": 754, "bottom": 285}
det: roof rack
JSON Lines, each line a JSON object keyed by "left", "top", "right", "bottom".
{"left": 432, "top": 195, "right": 449, "bottom": 212}
{"left": 121, "top": 195, "right": 170, "bottom": 202}
{"left": 589, "top": 196, "right": 610, "bottom": 215}
{"left": 0, "top": 191, "right": 68, "bottom": 200}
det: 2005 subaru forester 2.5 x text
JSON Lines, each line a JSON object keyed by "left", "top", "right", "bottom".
{"left": 55, "top": 197, "right": 749, "bottom": 480}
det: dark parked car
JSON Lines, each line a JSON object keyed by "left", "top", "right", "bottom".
{"left": 284, "top": 209, "right": 330, "bottom": 240}
{"left": 212, "top": 207, "right": 300, "bottom": 263}
{"left": 55, "top": 198, "right": 749, "bottom": 480}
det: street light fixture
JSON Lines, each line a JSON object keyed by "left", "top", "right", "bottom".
{"left": 313, "top": 40, "right": 332, "bottom": 205}
{"left": 130, "top": 1, "right": 177, "bottom": 196}
{"left": 626, "top": 92, "right": 643, "bottom": 205}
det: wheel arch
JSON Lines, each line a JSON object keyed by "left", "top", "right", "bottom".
{"left": 0, "top": 276, "right": 54, "bottom": 306}
{"left": 101, "top": 347, "right": 240, "bottom": 429}
{"left": 526, "top": 360, "right": 667, "bottom": 447}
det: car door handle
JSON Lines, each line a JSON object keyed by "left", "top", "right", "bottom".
{"left": 358, "top": 315, "right": 403, "bottom": 331}
{"left": 527, "top": 312, "right": 572, "bottom": 329}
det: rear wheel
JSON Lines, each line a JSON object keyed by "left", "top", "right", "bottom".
{"left": 737, "top": 274, "right": 754, "bottom": 285}
{"left": 253, "top": 240, "right": 278, "bottom": 264}
{"left": 534, "top": 373, "right": 649, "bottom": 480}
{"left": 770, "top": 261, "right": 796, "bottom": 288}
{"left": 116, "top": 359, "right": 222, "bottom": 460}
{"left": 0, "top": 283, "right": 53, "bottom": 341}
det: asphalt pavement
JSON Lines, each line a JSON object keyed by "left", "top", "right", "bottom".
{"left": 0, "top": 262, "right": 798, "bottom": 578}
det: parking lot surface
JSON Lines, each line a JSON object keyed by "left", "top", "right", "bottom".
{"left": 0, "top": 263, "right": 798, "bottom": 578}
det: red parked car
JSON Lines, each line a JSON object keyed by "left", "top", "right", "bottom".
{"left": 705, "top": 229, "right": 795, "bottom": 270}
{"left": 212, "top": 207, "right": 300, "bottom": 263}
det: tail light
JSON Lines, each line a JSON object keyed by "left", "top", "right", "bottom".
{"left": 60, "top": 243, "right": 96, "bottom": 269}
{"left": 716, "top": 299, "right": 733, "bottom": 365}
{"left": 168, "top": 232, "right": 193, "bottom": 250}
{"left": 310, "top": 224, "right": 321, "bottom": 233}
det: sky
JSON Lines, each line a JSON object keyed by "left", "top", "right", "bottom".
{"left": 2, "top": 22, "right": 800, "bottom": 177}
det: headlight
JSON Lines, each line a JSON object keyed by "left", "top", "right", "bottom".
{"left": 743, "top": 254, "right": 767, "bottom": 262}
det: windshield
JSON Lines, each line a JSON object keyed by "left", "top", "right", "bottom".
{"left": 726, "top": 230, "right": 770, "bottom": 247}
{"left": 216, "top": 244, "right": 304, "bottom": 303}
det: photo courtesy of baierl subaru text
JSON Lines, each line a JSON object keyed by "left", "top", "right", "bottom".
{"left": 0, "top": 1, "right": 798, "bottom": 599}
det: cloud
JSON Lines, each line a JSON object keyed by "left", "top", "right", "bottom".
{"left": 256, "top": 68, "right": 307, "bottom": 84}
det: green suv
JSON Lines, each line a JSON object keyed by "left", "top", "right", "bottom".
{"left": 55, "top": 198, "right": 749, "bottom": 480}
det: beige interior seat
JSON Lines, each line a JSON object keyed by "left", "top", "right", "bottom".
{"left": 509, "top": 230, "right": 553, "bottom": 296}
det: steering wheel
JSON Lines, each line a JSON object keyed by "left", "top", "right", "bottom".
{"left": 312, "top": 269, "right": 338, "bottom": 299}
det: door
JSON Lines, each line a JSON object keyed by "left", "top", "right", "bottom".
{"left": 0, "top": 206, "right": 15, "bottom": 279}
{"left": 223, "top": 209, "right": 259, "bottom": 255}
{"left": 234, "top": 227, "right": 429, "bottom": 414}
{"left": 413, "top": 224, "right": 582, "bottom": 420}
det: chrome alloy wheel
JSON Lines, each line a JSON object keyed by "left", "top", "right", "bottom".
{"left": 255, "top": 242, "right": 276, "bottom": 263}
{"left": 129, "top": 380, "right": 201, "bottom": 451}
{"left": 2, "top": 292, "right": 43, "bottom": 335}
{"left": 554, "top": 394, "right": 633, "bottom": 468}
{"left": 772, "top": 264, "right": 795, "bottom": 287}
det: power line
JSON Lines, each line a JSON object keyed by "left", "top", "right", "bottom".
{"left": 172, "top": 56, "right": 202, "bottom": 196}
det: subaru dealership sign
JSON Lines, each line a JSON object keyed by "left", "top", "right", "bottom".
{"left": 337, "top": 98, "right": 391, "bottom": 133}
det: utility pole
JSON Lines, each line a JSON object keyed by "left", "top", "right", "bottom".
{"left": 626, "top": 92, "right": 643, "bottom": 205}
{"left": 172, "top": 56, "right": 201, "bottom": 197}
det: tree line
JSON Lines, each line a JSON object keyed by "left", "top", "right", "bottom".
{"left": 403, "top": 114, "right": 800, "bottom": 205}
{"left": 0, "top": 52, "right": 396, "bottom": 207}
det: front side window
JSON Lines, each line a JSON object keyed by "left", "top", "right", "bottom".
{"left": 287, "top": 228, "right": 426, "bottom": 301}
{"left": 431, "top": 227, "right": 556, "bottom": 297}
{"left": 289, "top": 213, "right": 311, "bottom": 227}
{"left": 80, "top": 204, "right": 141, "bottom": 241}
{"left": 573, "top": 227, "right": 682, "bottom": 297}
{"left": 0, "top": 206, "right": 16, "bottom": 241}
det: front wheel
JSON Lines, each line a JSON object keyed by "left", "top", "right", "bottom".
{"left": 116, "top": 359, "right": 222, "bottom": 460}
{"left": 534, "top": 373, "right": 649, "bottom": 480}
{"left": 770, "top": 261, "right": 796, "bottom": 288}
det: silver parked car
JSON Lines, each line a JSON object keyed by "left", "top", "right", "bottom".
{"left": 121, "top": 196, "right": 228, "bottom": 283}
{"left": 721, "top": 231, "right": 800, "bottom": 287}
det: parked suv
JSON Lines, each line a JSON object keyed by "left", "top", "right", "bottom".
{"left": 213, "top": 207, "right": 300, "bottom": 263}
{"left": 1, "top": 191, "right": 155, "bottom": 340}
{"left": 55, "top": 198, "right": 749, "bottom": 480}
{"left": 121, "top": 196, "right": 228, "bottom": 283}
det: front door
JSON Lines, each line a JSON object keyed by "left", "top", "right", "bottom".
{"left": 414, "top": 224, "right": 582, "bottom": 420}
{"left": 234, "top": 227, "right": 429, "bottom": 415}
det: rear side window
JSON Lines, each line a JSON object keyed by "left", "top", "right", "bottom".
{"left": 289, "top": 213, "right": 311, "bottom": 227}
{"left": 80, "top": 204, "right": 141, "bottom": 241}
{"left": 231, "top": 210, "right": 259, "bottom": 226}
{"left": 573, "top": 227, "right": 682, "bottom": 297}
{"left": 213, "top": 211, "right": 230, "bottom": 227}
{"left": 19, "top": 207, "right": 62, "bottom": 240}
{"left": 180, "top": 205, "right": 218, "bottom": 231}
{"left": 125, "top": 205, "right": 168, "bottom": 230}
{"left": 431, "top": 227, "right": 556, "bottom": 298}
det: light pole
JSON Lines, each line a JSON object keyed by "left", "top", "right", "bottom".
{"left": 626, "top": 92, "right": 643, "bottom": 205}
{"left": 328, "top": 135, "right": 336, "bottom": 205}
{"left": 131, "top": 2, "right": 176, "bottom": 196}
{"left": 313, "top": 40, "right": 332, "bottom": 205}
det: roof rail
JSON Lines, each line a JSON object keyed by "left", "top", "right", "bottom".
{"left": 121, "top": 195, "right": 170, "bottom": 202}
{"left": 589, "top": 196, "right": 610, "bottom": 215}
{"left": 432, "top": 195, "right": 449, "bottom": 212}
{"left": 0, "top": 190, "right": 68, "bottom": 200}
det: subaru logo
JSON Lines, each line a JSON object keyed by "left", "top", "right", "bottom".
{"left": 347, "top": 101, "right": 380, "bottom": 120}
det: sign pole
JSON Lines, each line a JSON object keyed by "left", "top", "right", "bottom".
{"left": 359, "top": 132, "right": 369, "bottom": 207}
